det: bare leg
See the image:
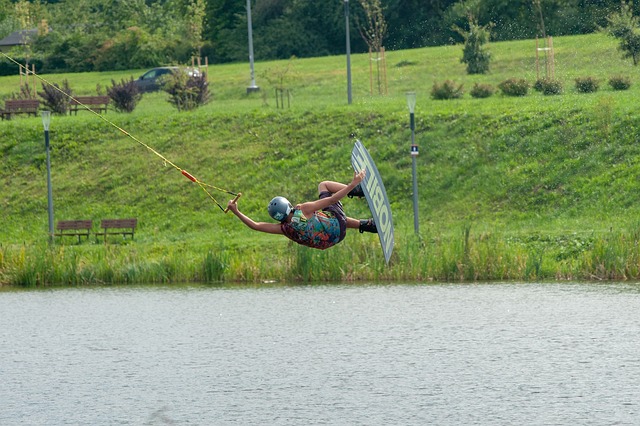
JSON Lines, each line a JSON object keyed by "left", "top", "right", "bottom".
{"left": 346, "top": 217, "right": 360, "bottom": 228}
{"left": 318, "top": 180, "right": 347, "bottom": 194}
{"left": 319, "top": 181, "right": 375, "bottom": 233}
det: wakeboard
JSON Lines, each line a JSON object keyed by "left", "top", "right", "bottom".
{"left": 351, "top": 140, "right": 394, "bottom": 264}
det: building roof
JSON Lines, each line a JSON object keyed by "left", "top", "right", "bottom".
{"left": 0, "top": 29, "right": 38, "bottom": 47}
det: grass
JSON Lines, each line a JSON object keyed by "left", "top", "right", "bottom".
{"left": 3, "top": 32, "right": 640, "bottom": 286}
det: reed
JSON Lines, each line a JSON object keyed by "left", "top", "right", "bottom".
{"left": 201, "top": 249, "right": 229, "bottom": 283}
{"left": 4, "top": 223, "right": 640, "bottom": 286}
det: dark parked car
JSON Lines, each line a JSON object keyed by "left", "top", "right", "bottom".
{"left": 134, "top": 66, "right": 201, "bottom": 93}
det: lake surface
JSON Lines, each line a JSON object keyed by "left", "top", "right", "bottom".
{"left": 1, "top": 282, "right": 639, "bottom": 425}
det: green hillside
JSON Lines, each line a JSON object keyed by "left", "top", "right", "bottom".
{"left": 3, "top": 32, "right": 640, "bottom": 285}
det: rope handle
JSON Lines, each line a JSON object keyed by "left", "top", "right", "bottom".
{"left": 182, "top": 170, "right": 198, "bottom": 182}
{"left": 224, "top": 193, "right": 242, "bottom": 213}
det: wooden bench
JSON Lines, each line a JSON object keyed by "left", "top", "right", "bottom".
{"left": 69, "top": 96, "right": 110, "bottom": 115}
{"left": 54, "top": 220, "right": 93, "bottom": 243}
{"left": 95, "top": 218, "right": 137, "bottom": 242}
{"left": 1, "top": 99, "right": 39, "bottom": 120}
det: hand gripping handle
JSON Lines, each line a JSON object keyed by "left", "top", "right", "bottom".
{"left": 224, "top": 193, "right": 242, "bottom": 213}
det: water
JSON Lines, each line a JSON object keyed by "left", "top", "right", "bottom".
{"left": 1, "top": 282, "right": 639, "bottom": 425}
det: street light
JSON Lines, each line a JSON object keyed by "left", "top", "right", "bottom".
{"left": 344, "top": 0, "right": 352, "bottom": 104}
{"left": 42, "top": 110, "right": 54, "bottom": 243}
{"left": 246, "top": 0, "right": 259, "bottom": 93}
{"left": 406, "top": 92, "right": 419, "bottom": 235}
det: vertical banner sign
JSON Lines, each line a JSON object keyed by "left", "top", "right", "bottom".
{"left": 351, "top": 140, "right": 394, "bottom": 264}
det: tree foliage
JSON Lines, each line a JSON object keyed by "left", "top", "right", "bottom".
{"left": 454, "top": 14, "right": 492, "bottom": 75}
{"left": 0, "top": 0, "right": 636, "bottom": 72}
{"left": 605, "top": 1, "right": 640, "bottom": 65}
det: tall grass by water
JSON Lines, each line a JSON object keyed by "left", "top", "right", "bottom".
{"left": 4, "top": 223, "right": 640, "bottom": 286}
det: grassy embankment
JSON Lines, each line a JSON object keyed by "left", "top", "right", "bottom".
{"left": 3, "top": 32, "right": 640, "bottom": 286}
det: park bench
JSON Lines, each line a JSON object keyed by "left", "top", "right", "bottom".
{"left": 0, "top": 99, "right": 39, "bottom": 120}
{"left": 69, "top": 95, "right": 110, "bottom": 115}
{"left": 54, "top": 220, "right": 93, "bottom": 243}
{"left": 95, "top": 218, "right": 137, "bottom": 242}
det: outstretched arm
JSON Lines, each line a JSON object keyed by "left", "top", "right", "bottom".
{"left": 227, "top": 199, "right": 283, "bottom": 234}
{"left": 299, "top": 169, "right": 365, "bottom": 217}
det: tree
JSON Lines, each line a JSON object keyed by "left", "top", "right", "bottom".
{"left": 456, "top": 18, "right": 492, "bottom": 74}
{"left": 451, "top": 1, "right": 492, "bottom": 74}
{"left": 357, "top": 0, "right": 388, "bottom": 95}
{"left": 202, "top": 0, "right": 245, "bottom": 63}
{"left": 605, "top": 1, "right": 640, "bottom": 65}
{"left": 186, "top": 0, "right": 206, "bottom": 58}
{"left": 532, "top": 0, "right": 546, "bottom": 38}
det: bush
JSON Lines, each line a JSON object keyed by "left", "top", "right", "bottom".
{"left": 38, "top": 79, "right": 72, "bottom": 115}
{"left": 608, "top": 75, "right": 632, "bottom": 90}
{"left": 165, "top": 71, "right": 211, "bottom": 111}
{"left": 469, "top": 83, "right": 495, "bottom": 98}
{"left": 532, "top": 79, "right": 545, "bottom": 92}
{"left": 431, "top": 80, "right": 464, "bottom": 100}
{"left": 106, "top": 78, "right": 142, "bottom": 113}
{"left": 498, "top": 78, "right": 529, "bottom": 96}
{"left": 11, "top": 84, "right": 37, "bottom": 100}
{"left": 574, "top": 77, "right": 600, "bottom": 93}
{"left": 534, "top": 78, "right": 563, "bottom": 95}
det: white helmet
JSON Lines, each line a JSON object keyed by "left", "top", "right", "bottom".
{"left": 268, "top": 196, "right": 292, "bottom": 222}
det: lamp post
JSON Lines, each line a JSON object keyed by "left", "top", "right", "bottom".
{"left": 246, "top": 0, "right": 259, "bottom": 93}
{"left": 406, "top": 92, "right": 419, "bottom": 235}
{"left": 344, "top": 0, "right": 352, "bottom": 104}
{"left": 42, "top": 110, "right": 54, "bottom": 243}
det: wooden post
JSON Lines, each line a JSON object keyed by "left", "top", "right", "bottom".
{"left": 535, "top": 37, "right": 540, "bottom": 80}
{"left": 19, "top": 63, "right": 36, "bottom": 98}
{"left": 369, "top": 48, "right": 374, "bottom": 95}
{"left": 536, "top": 36, "right": 555, "bottom": 80}
{"left": 548, "top": 36, "right": 555, "bottom": 79}
{"left": 381, "top": 46, "right": 388, "bottom": 95}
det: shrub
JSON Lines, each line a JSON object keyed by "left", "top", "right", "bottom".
{"left": 608, "top": 75, "right": 632, "bottom": 90}
{"left": 469, "top": 83, "right": 495, "bottom": 98}
{"left": 106, "top": 78, "right": 142, "bottom": 113}
{"left": 532, "top": 79, "right": 545, "bottom": 92}
{"left": 431, "top": 80, "right": 464, "bottom": 100}
{"left": 575, "top": 77, "right": 600, "bottom": 93}
{"left": 498, "top": 78, "right": 529, "bottom": 96}
{"left": 534, "top": 78, "right": 563, "bottom": 95}
{"left": 13, "top": 84, "right": 37, "bottom": 100}
{"left": 165, "top": 71, "right": 211, "bottom": 111}
{"left": 38, "top": 79, "right": 72, "bottom": 114}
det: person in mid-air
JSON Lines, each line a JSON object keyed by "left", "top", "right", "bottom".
{"left": 226, "top": 169, "right": 377, "bottom": 250}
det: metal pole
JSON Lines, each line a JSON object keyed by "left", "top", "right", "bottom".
{"left": 246, "top": 0, "right": 259, "bottom": 93}
{"left": 410, "top": 113, "right": 419, "bottom": 235}
{"left": 43, "top": 111, "right": 54, "bottom": 243}
{"left": 406, "top": 92, "right": 419, "bottom": 235}
{"left": 344, "top": 0, "right": 352, "bottom": 105}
